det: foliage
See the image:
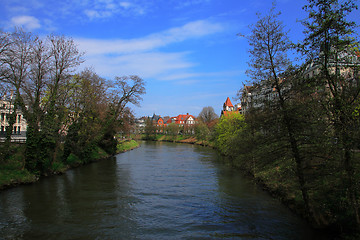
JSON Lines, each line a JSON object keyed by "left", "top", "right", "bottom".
{"left": 215, "top": 113, "right": 247, "bottom": 157}
{"left": 195, "top": 122, "right": 210, "bottom": 145}
{"left": 300, "top": 0, "right": 360, "bottom": 231}
{"left": 143, "top": 117, "right": 157, "bottom": 140}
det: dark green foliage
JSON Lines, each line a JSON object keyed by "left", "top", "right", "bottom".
{"left": 99, "top": 127, "right": 118, "bottom": 155}
{"left": 63, "top": 119, "right": 81, "bottom": 162}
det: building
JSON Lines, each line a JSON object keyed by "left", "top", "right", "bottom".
{"left": 0, "top": 91, "right": 27, "bottom": 142}
{"left": 239, "top": 82, "right": 281, "bottom": 114}
{"left": 239, "top": 49, "right": 360, "bottom": 115}
{"left": 221, "top": 97, "right": 241, "bottom": 117}
{"left": 167, "top": 113, "right": 197, "bottom": 126}
{"left": 151, "top": 114, "right": 165, "bottom": 127}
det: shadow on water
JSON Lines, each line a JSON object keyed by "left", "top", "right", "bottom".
{"left": 0, "top": 141, "right": 330, "bottom": 239}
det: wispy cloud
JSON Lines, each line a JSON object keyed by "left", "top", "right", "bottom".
{"left": 170, "top": 0, "right": 212, "bottom": 9}
{"left": 76, "top": 20, "right": 224, "bottom": 55}
{"left": 82, "top": 0, "right": 148, "bottom": 20}
{"left": 82, "top": 52, "right": 194, "bottom": 79}
{"left": 159, "top": 70, "right": 243, "bottom": 81}
{"left": 10, "top": 15, "right": 41, "bottom": 30}
{"left": 77, "top": 20, "right": 225, "bottom": 79}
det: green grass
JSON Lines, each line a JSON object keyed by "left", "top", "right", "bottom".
{"left": 116, "top": 140, "right": 139, "bottom": 153}
{"left": 0, "top": 144, "right": 37, "bottom": 189}
{"left": 0, "top": 168, "right": 37, "bottom": 189}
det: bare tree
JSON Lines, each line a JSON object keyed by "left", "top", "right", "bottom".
{"left": 95, "top": 75, "right": 146, "bottom": 154}
{"left": 110, "top": 75, "right": 146, "bottom": 118}
{"left": 0, "top": 29, "right": 34, "bottom": 152}
{"left": 38, "top": 34, "right": 84, "bottom": 168}
{"left": 198, "top": 106, "right": 218, "bottom": 126}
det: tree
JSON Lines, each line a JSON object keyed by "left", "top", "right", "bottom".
{"left": 215, "top": 112, "right": 247, "bottom": 157}
{"left": 0, "top": 29, "right": 34, "bottom": 160}
{"left": 166, "top": 123, "right": 179, "bottom": 141}
{"left": 300, "top": 0, "right": 360, "bottom": 229}
{"left": 198, "top": 106, "right": 218, "bottom": 126}
{"left": 101, "top": 75, "right": 146, "bottom": 154}
{"left": 195, "top": 122, "right": 210, "bottom": 145}
{"left": 144, "top": 117, "right": 156, "bottom": 140}
{"left": 63, "top": 69, "right": 108, "bottom": 162}
{"left": 244, "top": 4, "right": 313, "bottom": 220}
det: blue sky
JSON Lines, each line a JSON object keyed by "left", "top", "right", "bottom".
{"left": 0, "top": 0, "right": 359, "bottom": 118}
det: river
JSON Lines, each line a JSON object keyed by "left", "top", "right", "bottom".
{"left": 0, "top": 141, "right": 324, "bottom": 239}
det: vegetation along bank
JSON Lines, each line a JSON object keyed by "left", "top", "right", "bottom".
{"left": 0, "top": 140, "right": 139, "bottom": 190}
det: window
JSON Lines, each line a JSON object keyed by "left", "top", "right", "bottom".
{"left": 18, "top": 126, "right": 21, "bottom": 134}
{"left": 1, "top": 126, "right": 4, "bottom": 132}
{"left": 13, "top": 126, "right": 16, "bottom": 134}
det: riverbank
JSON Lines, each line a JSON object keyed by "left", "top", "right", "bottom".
{"left": 141, "top": 134, "right": 215, "bottom": 148}
{"left": 0, "top": 140, "right": 139, "bottom": 190}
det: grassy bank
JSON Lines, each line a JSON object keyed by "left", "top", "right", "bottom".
{"left": 0, "top": 140, "right": 139, "bottom": 190}
{"left": 141, "top": 134, "right": 215, "bottom": 148}
{"left": 116, "top": 139, "right": 139, "bottom": 153}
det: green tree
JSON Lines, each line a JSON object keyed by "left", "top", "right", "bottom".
{"left": 194, "top": 122, "right": 210, "bottom": 145}
{"left": 215, "top": 112, "right": 246, "bottom": 157}
{"left": 166, "top": 123, "right": 179, "bottom": 142}
{"left": 144, "top": 117, "right": 156, "bottom": 140}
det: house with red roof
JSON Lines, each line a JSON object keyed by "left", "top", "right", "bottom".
{"left": 167, "top": 113, "right": 197, "bottom": 126}
{"left": 220, "top": 97, "right": 241, "bottom": 117}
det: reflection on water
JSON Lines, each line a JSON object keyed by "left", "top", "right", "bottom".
{"left": 0, "top": 141, "right": 322, "bottom": 239}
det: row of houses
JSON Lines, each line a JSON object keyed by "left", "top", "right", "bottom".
{"left": 135, "top": 113, "right": 197, "bottom": 131}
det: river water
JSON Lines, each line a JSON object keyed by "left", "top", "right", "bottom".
{"left": 0, "top": 141, "right": 323, "bottom": 239}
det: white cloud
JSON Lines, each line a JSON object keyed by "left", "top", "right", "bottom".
{"left": 81, "top": 0, "right": 147, "bottom": 20}
{"left": 119, "top": 2, "right": 132, "bottom": 9}
{"left": 10, "top": 15, "right": 41, "bottom": 30}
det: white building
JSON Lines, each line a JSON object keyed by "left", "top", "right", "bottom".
{"left": 0, "top": 91, "right": 27, "bottom": 142}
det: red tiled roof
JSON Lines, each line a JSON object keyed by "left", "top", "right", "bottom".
{"left": 224, "top": 97, "right": 234, "bottom": 107}
{"left": 174, "top": 114, "right": 196, "bottom": 124}
{"left": 221, "top": 110, "right": 240, "bottom": 118}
